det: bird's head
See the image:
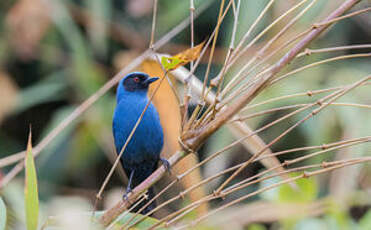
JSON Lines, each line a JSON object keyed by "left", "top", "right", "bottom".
{"left": 116, "top": 72, "right": 159, "bottom": 101}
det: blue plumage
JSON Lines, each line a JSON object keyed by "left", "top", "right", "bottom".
{"left": 112, "top": 72, "right": 166, "bottom": 214}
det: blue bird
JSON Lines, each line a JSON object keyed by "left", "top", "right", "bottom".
{"left": 112, "top": 72, "right": 169, "bottom": 215}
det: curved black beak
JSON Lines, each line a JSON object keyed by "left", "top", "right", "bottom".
{"left": 144, "top": 77, "right": 160, "bottom": 86}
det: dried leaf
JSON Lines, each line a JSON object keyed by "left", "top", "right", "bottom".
{"left": 161, "top": 41, "right": 205, "bottom": 71}
{"left": 0, "top": 72, "right": 18, "bottom": 123}
{"left": 140, "top": 59, "right": 209, "bottom": 215}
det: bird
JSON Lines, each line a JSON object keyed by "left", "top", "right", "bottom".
{"left": 112, "top": 72, "right": 170, "bottom": 215}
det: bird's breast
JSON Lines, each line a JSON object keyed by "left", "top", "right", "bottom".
{"left": 112, "top": 97, "right": 164, "bottom": 165}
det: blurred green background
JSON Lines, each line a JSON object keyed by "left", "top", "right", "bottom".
{"left": 0, "top": 0, "right": 370, "bottom": 229}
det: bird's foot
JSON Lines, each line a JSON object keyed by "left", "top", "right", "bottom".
{"left": 123, "top": 187, "right": 132, "bottom": 201}
{"left": 160, "top": 158, "right": 171, "bottom": 174}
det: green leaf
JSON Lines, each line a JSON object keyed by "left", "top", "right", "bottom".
{"left": 359, "top": 210, "right": 371, "bottom": 230}
{"left": 247, "top": 224, "right": 266, "bottom": 230}
{"left": 24, "top": 131, "right": 39, "bottom": 230}
{"left": 278, "top": 173, "right": 318, "bottom": 203}
{"left": 42, "top": 211, "right": 168, "bottom": 230}
{"left": 94, "top": 211, "right": 167, "bottom": 230}
{"left": 14, "top": 72, "right": 67, "bottom": 114}
{"left": 0, "top": 197, "right": 6, "bottom": 230}
{"left": 161, "top": 56, "right": 182, "bottom": 71}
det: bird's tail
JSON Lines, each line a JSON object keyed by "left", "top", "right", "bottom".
{"left": 131, "top": 187, "right": 157, "bottom": 215}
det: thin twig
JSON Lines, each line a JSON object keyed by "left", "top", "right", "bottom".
{"left": 0, "top": 0, "right": 212, "bottom": 186}
{"left": 201, "top": 0, "right": 226, "bottom": 99}
{"left": 215, "top": 76, "right": 369, "bottom": 193}
{"left": 176, "top": 157, "right": 371, "bottom": 229}
{"left": 222, "top": 0, "right": 317, "bottom": 99}
{"left": 231, "top": 102, "right": 371, "bottom": 122}
{"left": 149, "top": 0, "right": 158, "bottom": 48}
{"left": 100, "top": 0, "right": 363, "bottom": 226}
{"left": 271, "top": 53, "right": 371, "bottom": 85}
{"left": 182, "top": 0, "right": 364, "bottom": 152}
{"left": 297, "top": 44, "right": 371, "bottom": 58}
{"left": 127, "top": 81, "right": 368, "bottom": 229}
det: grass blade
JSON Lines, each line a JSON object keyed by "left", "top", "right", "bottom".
{"left": 24, "top": 130, "right": 39, "bottom": 230}
{"left": 0, "top": 197, "right": 6, "bottom": 230}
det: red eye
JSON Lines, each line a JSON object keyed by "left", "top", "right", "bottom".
{"left": 133, "top": 77, "right": 140, "bottom": 83}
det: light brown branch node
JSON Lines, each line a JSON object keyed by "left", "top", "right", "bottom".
{"left": 179, "top": 191, "right": 186, "bottom": 199}
{"left": 312, "top": 23, "right": 320, "bottom": 29}
{"left": 210, "top": 77, "right": 220, "bottom": 87}
{"left": 176, "top": 174, "right": 183, "bottom": 181}
{"left": 212, "top": 190, "right": 220, "bottom": 198}
{"left": 178, "top": 137, "right": 193, "bottom": 153}
{"left": 311, "top": 109, "right": 319, "bottom": 116}
{"left": 306, "top": 90, "right": 313, "bottom": 97}
{"left": 124, "top": 196, "right": 134, "bottom": 206}
{"left": 321, "top": 161, "right": 329, "bottom": 168}
{"left": 256, "top": 53, "right": 264, "bottom": 60}
{"left": 321, "top": 144, "right": 328, "bottom": 150}
{"left": 304, "top": 48, "right": 312, "bottom": 56}
{"left": 303, "top": 171, "right": 310, "bottom": 178}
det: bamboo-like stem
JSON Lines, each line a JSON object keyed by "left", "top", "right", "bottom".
{"left": 221, "top": 0, "right": 316, "bottom": 98}
{"left": 224, "top": 45, "right": 371, "bottom": 110}
{"left": 183, "top": 0, "right": 234, "bottom": 131}
{"left": 99, "top": 0, "right": 362, "bottom": 226}
{"left": 119, "top": 181, "right": 177, "bottom": 229}
{"left": 240, "top": 81, "right": 371, "bottom": 114}
{"left": 176, "top": 157, "right": 371, "bottom": 229}
{"left": 231, "top": 102, "right": 371, "bottom": 122}
{"left": 124, "top": 79, "right": 366, "bottom": 229}
{"left": 99, "top": 150, "right": 185, "bottom": 226}
{"left": 181, "top": 0, "right": 196, "bottom": 127}
{"left": 186, "top": 0, "right": 234, "bottom": 131}
{"left": 105, "top": 194, "right": 147, "bottom": 230}
{"left": 122, "top": 60, "right": 369, "bottom": 228}
{"left": 296, "top": 44, "right": 371, "bottom": 58}
{"left": 132, "top": 135, "right": 370, "bottom": 229}
{"left": 271, "top": 53, "right": 371, "bottom": 85}
{"left": 161, "top": 156, "right": 370, "bottom": 229}
{"left": 219, "top": 28, "right": 312, "bottom": 103}
{"left": 104, "top": 76, "right": 366, "bottom": 226}
{"left": 182, "top": 0, "right": 363, "bottom": 152}
{"left": 204, "top": 0, "right": 241, "bottom": 127}
{"left": 168, "top": 56, "right": 298, "bottom": 187}
{"left": 210, "top": 0, "right": 240, "bottom": 95}
{"left": 313, "top": 6, "right": 371, "bottom": 27}
{"left": 149, "top": 0, "right": 158, "bottom": 48}
{"left": 0, "top": 0, "right": 213, "bottom": 187}
{"left": 230, "top": 0, "right": 276, "bottom": 63}
{"left": 215, "top": 76, "right": 369, "bottom": 193}
{"left": 227, "top": 138, "right": 370, "bottom": 193}
{"left": 256, "top": 136, "right": 371, "bottom": 162}
{"left": 200, "top": 0, "right": 226, "bottom": 99}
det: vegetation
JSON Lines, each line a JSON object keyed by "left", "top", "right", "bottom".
{"left": 0, "top": 0, "right": 370, "bottom": 229}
